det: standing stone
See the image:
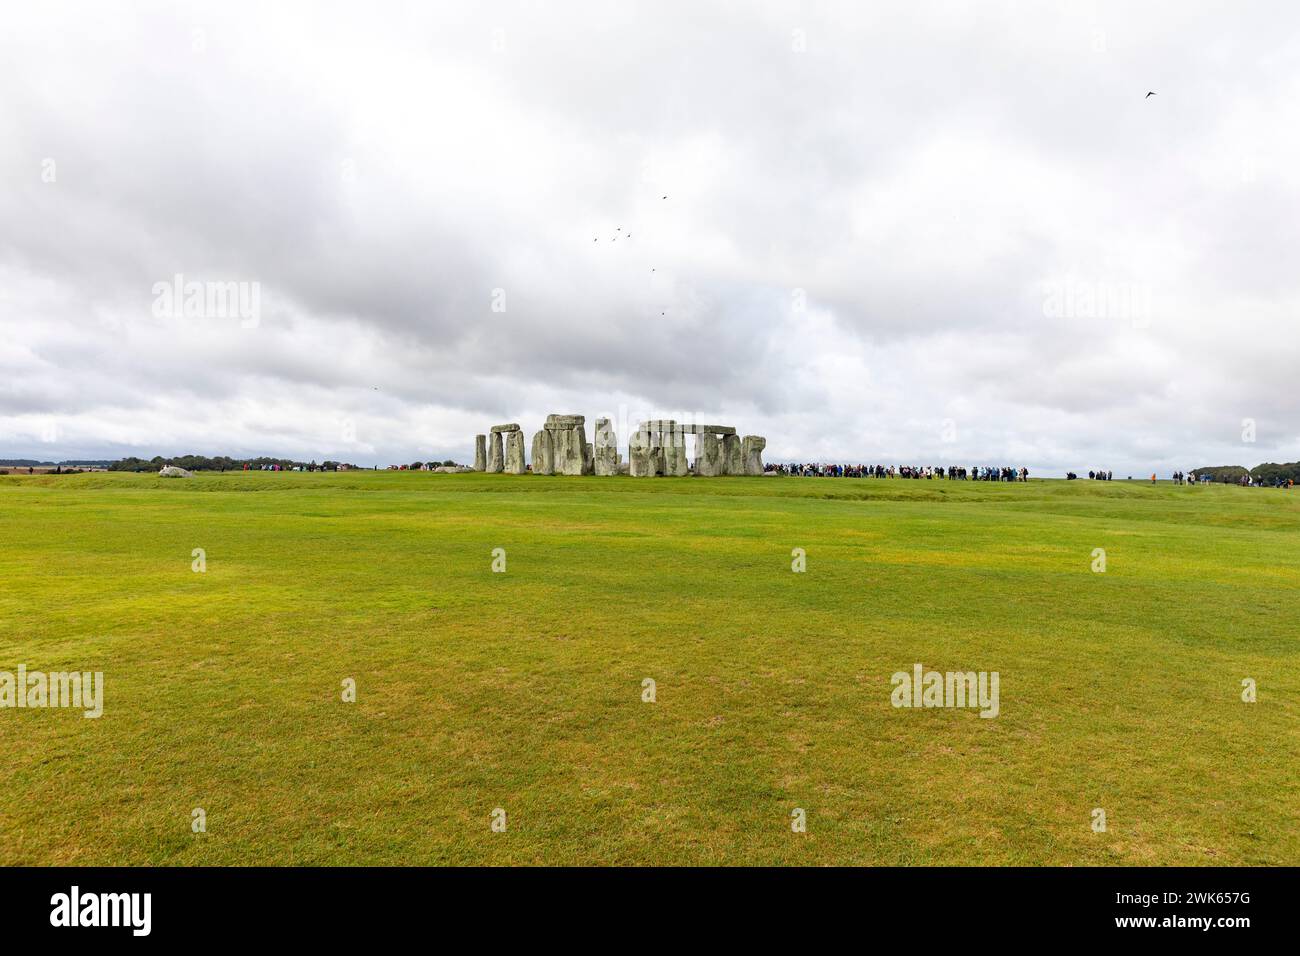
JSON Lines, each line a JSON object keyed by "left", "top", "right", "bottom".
{"left": 504, "top": 430, "right": 526, "bottom": 474}
{"left": 552, "top": 427, "right": 582, "bottom": 475}
{"left": 661, "top": 430, "right": 689, "bottom": 476}
{"left": 530, "top": 430, "right": 554, "bottom": 475}
{"left": 582, "top": 441, "right": 595, "bottom": 476}
{"left": 695, "top": 432, "right": 723, "bottom": 476}
{"left": 473, "top": 435, "right": 487, "bottom": 472}
{"left": 548, "top": 416, "right": 589, "bottom": 476}
{"left": 487, "top": 431, "right": 504, "bottom": 473}
{"left": 543, "top": 413, "right": 590, "bottom": 476}
{"left": 742, "top": 435, "right": 766, "bottom": 476}
{"left": 594, "top": 418, "right": 620, "bottom": 476}
{"left": 629, "top": 430, "right": 656, "bottom": 477}
{"left": 720, "top": 434, "right": 744, "bottom": 475}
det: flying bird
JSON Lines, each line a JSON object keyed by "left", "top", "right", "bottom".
{"left": 1145, "top": 91, "right": 1156, "bottom": 98}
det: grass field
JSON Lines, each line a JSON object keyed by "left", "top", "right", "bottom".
{"left": 0, "top": 471, "right": 1295, "bottom": 866}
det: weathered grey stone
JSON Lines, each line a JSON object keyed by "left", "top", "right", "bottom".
{"left": 490, "top": 423, "right": 521, "bottom": 433}
{"left": 595, "top": 446, "right": 620, "bottom": 476}
{"left": 544, "top": 414, "right": 585, "bottom": 429}
{"left": 487, "top": 431, "right": 504, "bottom": 473}
{"left": 617, "top": 460, "right": 631, "bottom": 475}
{"left": 661, "top": 431, "right": 689, "bottom": 476}
{"left": 583, "top": 442, "right": 594, "bottom": 476}
{"left": 504, "top": 430, "right": 526, "bottom": 474}
{"left": 473, "top": 434, "right": 487, "bottom": 472}
{"left": 158, "top": 465, "right": 193, "bottom": 477}
{"left": 695, "top": 432, "right": 723, "bottom": 476}
{"left": 551, "top": 427, "right": 578, "bottom": 473}
{"left": 552, "top": 423, "right": 588, "bottom": 475}
{"left": 742, "top": 435, "right": 767, "bottom": 476}
{"left": 593, "top": 419, "right": 619, "bottom": 476}
{"left": 530, "top": 429, "right": 554, "bottom": 475}
{"left": 661, "top": 445, "right": 687, "bottom": 476}
{"left": 677, "top": 424, "right": 735, "bottom": 435}
{"left": 629, "top": 430, "right": 656, "bottom": 477}
{"left": 720, "top": 434, "right": 744, "bottom": 475}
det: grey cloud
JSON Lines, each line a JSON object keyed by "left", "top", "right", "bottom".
{"left": 1, "top": 1, "right": 1298, "bottom": 474}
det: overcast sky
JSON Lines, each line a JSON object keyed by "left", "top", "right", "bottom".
{"left": 2, "top": 2, "right": 1298, "bottom": 473}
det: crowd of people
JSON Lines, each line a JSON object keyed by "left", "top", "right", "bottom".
{"left": 765, "top": 465, "right": 1294, "bottom": 488}
{"left": 1215, "top": 472, "right": 1295, "bottom": 488}
{"left": 766, "top": 463, "right": 1029, "bottom": 481}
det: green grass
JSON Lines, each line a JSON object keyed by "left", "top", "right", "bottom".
{"left": 0, "top": 471, "right": 1295, "bottom": 865}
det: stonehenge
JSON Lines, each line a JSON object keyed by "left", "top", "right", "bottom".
{"left": 472, "top": 414, "right": 764, "bottom": 477}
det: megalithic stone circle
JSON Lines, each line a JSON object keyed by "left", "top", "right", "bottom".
{"left": 476, "top": 415, "right": 765, "bottom": 477}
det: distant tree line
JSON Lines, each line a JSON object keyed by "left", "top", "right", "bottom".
{"left": 108, "top": 455, "right": 356, "bottom": 472}
{"left": 0, "top": 459, "right": 112, "bottom": 467}
{"left": 1194, "top": 461, "right": 1300, "bottom": 483}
